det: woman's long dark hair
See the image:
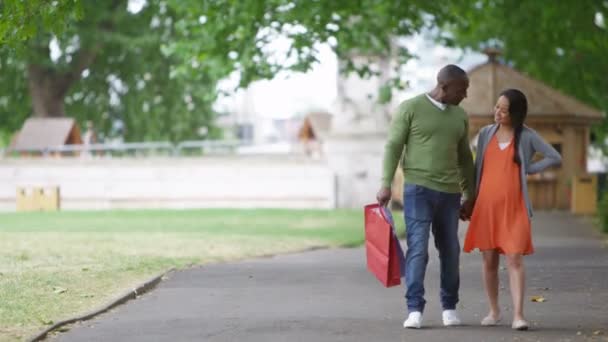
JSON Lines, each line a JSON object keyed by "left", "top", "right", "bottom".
{"left": 499, "top": 89, "right": 528, "bottom": 165}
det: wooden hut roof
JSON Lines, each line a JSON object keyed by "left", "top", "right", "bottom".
{"left": 11, "top": 117, "right": 82, "bottom": 151}
{"left": 461, "top": 55, "right": 603, "bottom": 121}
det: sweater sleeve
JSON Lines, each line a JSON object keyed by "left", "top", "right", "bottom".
{"left": 381, "top": 103, "right": 411, "bottom": 188}
{"left": 472, "top": 126, "right": 488, "bottom": 198}
{"left": 527, "top": 129, "right": 562, "bottom": 174}
{"left": 457, "top": 118, "right": 476, "bottom": 200}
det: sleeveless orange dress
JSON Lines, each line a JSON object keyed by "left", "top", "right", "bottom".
{"left": 464, "top": 135, "right": 533, "bottom": 255}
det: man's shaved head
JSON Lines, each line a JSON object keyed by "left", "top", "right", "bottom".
{"left": 437, "top": 64, "right": 468, "bottom": 84}
{"left": 430, "top": 64, "right": 469, "bottom": 105}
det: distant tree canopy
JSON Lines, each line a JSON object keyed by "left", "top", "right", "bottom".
{"left": 0, "top": 0, "right": 449, "bottom": 142}
{"left": 1, "top": 0, "right": 606, "bottom": 145}
{"left": 443, "top": 0, "right": 608, "bottom": 148}
{"left": 1, "top": 1, "right": 223, "bottom": 142}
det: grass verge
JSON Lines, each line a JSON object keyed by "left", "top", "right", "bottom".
{"left": 0, "top": 208, "right": 405, "bottom": 340}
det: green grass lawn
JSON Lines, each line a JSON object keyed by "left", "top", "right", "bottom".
{"left": 0, "top": 208, "right": 405, "bottom": 341}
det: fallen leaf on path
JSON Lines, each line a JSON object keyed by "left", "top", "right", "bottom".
{"left": 530, "top": 295, "right": 546, "bottom": 302}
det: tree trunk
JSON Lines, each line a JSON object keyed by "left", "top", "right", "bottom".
{"left": 27, "top": 46, "right": 100, "bottom": 118}
{"left": 27, "top": 65, "right": 68, "bottom": 117}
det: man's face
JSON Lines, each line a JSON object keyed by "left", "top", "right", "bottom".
{"left": 443, "top": 78, "right": 469, "bottom": 105}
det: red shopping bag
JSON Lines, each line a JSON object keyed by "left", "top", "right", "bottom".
{"left": 364, "top": 203, "right": 404, "bottom": 287}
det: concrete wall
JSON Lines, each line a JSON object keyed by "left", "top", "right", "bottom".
{"left": 324, "top": 131, "right": 386, "bottom": 209}
{"left": 0, "top": 157, "right": 336, "bottom": 211}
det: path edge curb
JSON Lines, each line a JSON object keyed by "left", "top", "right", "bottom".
{"left": 28, "top": 268, "right": 174, "bottom": 342}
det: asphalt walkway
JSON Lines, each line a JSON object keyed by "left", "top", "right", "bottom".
{"left": 50, "top": 212, "right": 608, "bottom": 342}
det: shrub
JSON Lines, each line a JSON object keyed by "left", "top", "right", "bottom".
{"left": 598, "top": 192, "right": 608, "bottom": 233}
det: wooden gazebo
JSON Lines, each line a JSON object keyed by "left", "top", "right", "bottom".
{"left": 461, "top": 50, "right": 604, "bottom": 210}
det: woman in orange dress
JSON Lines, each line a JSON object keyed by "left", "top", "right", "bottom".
{"left": 463, "top": 89, "right": 561, "bottom": 330}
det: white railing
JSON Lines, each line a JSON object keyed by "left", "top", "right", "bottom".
{"left": 2, "top": 140, "right": 253, "bottom": 158}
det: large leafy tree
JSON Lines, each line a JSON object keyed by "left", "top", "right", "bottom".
{"left": 11, "top": 0, "right": 605, "bottom": 146}
{"left": 1, "top": 0, "right": 458, "bottom": 143}
{"left": 0, "top": 0, "right": 79, "bottom": 143}
{"left": 166, "top": 0, "right": 457, "bottom": 99}
{"left": 1, "top": 1, "right": 229, "bottom": 142}
{"left": 443, "top": 0, "right": 608, "bottom": 146}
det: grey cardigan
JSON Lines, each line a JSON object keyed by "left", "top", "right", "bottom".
{"left": 475, "top": 124, "right": 562, "bottom": 218}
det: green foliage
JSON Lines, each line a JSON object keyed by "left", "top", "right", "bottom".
{"left": 0, "top": 130, "right": 11, "bottom": 148}
{"left": 0, "top": 51, "right": 28, "bottom": 140}
{"left": 1, "top": 0, "right": 455, "bottom": 142}
{"left": 599, "top": 192, "right": 608, "bottom": 233}
{"left": 1, "top": 1, "right": 225, "bottom": 142}
{"left": 0, "top": 208, "right": 364, "bottom": 339}
{"left": 443, "top": 0, "right": 608, "bottom": 147}
{"left": 61, "top": 1, "right": 222, "bottom": 142}
{"left": 0, "top": 0, "right": 83, "bottom": 47}
{"left": 4, "top": 0, "right": 606, "bottom": 145}
{"left": 167, "top": 0, "right": 451, "bottom": 83}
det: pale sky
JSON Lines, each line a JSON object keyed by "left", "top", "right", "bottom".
{"left": 121, "top": 0, "right": 488, "bottom": 121}
{"left": 55, "top": 0, "right": 490, "bottom": 124}
{"left": 215, "top": 33, "right": 487, "bottom": 120}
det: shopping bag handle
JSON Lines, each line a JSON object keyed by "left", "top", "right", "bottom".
{"left": 369, "top": 203, "right": 390, "bottom": 225}
{"left": 379, "top": 205, "right": 390, "bottom": 224}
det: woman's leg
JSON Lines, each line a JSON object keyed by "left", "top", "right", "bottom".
{"left": 482, "top": 250, "right": 500, "bottom": 318}
{"left": 505, "top": 253, "right": 526, "bottom": 322}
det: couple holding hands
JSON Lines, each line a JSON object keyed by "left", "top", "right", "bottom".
{"left": 376, "top": 65, "right": 561, "bottom": 330}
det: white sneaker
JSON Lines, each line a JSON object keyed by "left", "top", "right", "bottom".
{"left": 442, "top": 310, "right": 462, "bottom": 326}
{"left": 403, "top": 311, "right": 422, "bottom": 329}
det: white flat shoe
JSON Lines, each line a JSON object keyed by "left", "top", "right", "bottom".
{"left": 512, "top": 319, "right": 529, "bottom": 331}
{"left": 481, "top": 314, "right": 501, "bottom": 326}
{"left": 403, "top": 312, "right": 422, "bottom": 329}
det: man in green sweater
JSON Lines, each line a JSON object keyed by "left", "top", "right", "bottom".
{"left": 376, "top": 65, "right": 475, "bottom": 329}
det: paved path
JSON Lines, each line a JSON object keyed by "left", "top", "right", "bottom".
{"left": 50, "top": 212, "right": 608, "bottom": 342}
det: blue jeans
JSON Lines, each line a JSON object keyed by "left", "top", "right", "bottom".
{"left": 403, "top": 183, "right": 461, "bottom": 313}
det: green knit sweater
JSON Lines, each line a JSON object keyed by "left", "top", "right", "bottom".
{"left": 381, "top": 94, "right": 475, "bottom": 199}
